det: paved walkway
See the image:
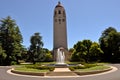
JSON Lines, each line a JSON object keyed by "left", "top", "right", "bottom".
{"left": 0, "top": 64, "right": 120, "bottom": 80}
{"left": 54, "top": 68, "right": 71, "bottom": 72}
{"left": 47, "top": 68, "right": 78, "bottom": 76}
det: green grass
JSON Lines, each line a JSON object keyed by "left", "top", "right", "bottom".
{"left": 14, "top": 64, "right": 54, "bottom": 73}
{"left": 14, "top": 62, "right": 110, "bottom": 73}
{"left": 75, "top": 65, "right": 110, "bottom": 72}
{"left": 15, "top": 67, "right": 49, "bottom": 73}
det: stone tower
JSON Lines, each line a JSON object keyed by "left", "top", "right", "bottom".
{"left": 53, "top": 2, "right": 68, "bottom": 60}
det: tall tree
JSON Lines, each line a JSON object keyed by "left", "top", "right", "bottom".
{"left": 28, "top": 33, "right": 44, "bottom": 64}
{"left": 0, "top": 44, "right": 7, "bottom": 65}
{"left": 0, "top": 16, "right": 23, "bottom": 65}
{"left": 89, "top": 42, "right": 103, "bottom": 62}
{"left": 82, "top": 40, "right": 92, "bottom": 62}
{"left": 99, "top": 27, "right": 120, "bottom": 62}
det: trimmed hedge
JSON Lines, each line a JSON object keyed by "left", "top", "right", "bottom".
{"left": 69, "top": 63, "right": 98, "bottom": 71}
{"left": 23, "top": 65, "right": 55, "bottom": 71}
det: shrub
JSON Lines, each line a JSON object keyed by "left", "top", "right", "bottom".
{"left": 84, "top": 63, "right": 97, "bottom": 68}
{"left": 69, "top": 63, "right": 98, "bottom": 71}
{"left": 69, "top": 67, "right": 75, "bottom": 71}
{"left": 24, "top": 65, "right": 55, "bottom": 71}
{"left": 11, "top": 61, "right": 17, "bottom": 65}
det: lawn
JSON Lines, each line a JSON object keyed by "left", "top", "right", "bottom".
{"left": 15, "top": 67, "right": 49, "bottom": 73}
{"left": 14, "top": 62, "right": 110, "bottom": 73}
{"left": 75, "top": 65, "right": 110, "bottom": 72}
{"left": 14, "top": 63, "right": 54, "bottom": 73}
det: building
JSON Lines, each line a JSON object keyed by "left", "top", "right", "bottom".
{"left": 53, "top": 2, "right": 69, "bottom": 61}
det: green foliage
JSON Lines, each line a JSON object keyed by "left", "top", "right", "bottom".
{"left": 69, "top": 48, "right": 74, "bottom": 53}
{"left": 37, "top": 66, "right": 54, "bottom": 71}
{"left": 11, "top": 61, "right": 18, "bottom": 65}
{"left": 89, "top": 42, "right": 104, "bottom": 61}
{"left": 28, "top": 33, "right": 44, "bottom": 64}
{"left": 18, "top": 64, "right": 55, "bottom": 72}
{"left": 0, "top": 44, "right": 7, "bottom": 65}
{"left": 20, "top": 46, "right": 28, "bottom": 61}
{"left": 72, "top": 65, "right": 110, "bottom": 72}
{"left": 15, "top": 66, "right": 50, "bottom": 73}
{"left": 69, "top": 63, "right": 98, "bottom": 71}
{"left": 42, "top": 48, "right": 53, "bottom": 62}
{"left": 71, "top": 40, "right": 103, "bottom": 62}
{"left": 0, "top": 16, "right": 23, "bottom": 65}
{"left": 99, "top": 27, "right": 120, "bottom": 62}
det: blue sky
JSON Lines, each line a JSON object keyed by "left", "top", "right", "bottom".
{"left": 0, "top": 0, "right": 120, "bottom": 50}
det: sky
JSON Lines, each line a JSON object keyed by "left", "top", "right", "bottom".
{"left": 0, "top": 0, "right": 120, "bottom": 50}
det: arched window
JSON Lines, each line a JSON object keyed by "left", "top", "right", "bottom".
{"left": 55, "top": 11, "right": 57, "bottom": 15}
{"left": 59, "top": 19, "right": 61, "bottom": 24}
{"left": 58, "top": 10, "right": 61, "bottom": 14}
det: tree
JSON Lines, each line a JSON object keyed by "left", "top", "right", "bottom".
{"left": 69, "top": 48, "right": 74, "bottom": 53}
{"left": 20, "top": 46, "right": 28, "bottom": 62}
{"left": 0, "top": 16, "right": 23, "bottom": 65}
{"left": 82, "top": 40, "right": 92, "bottom": 62}
{"left": 28, "top": 33, "right": 44, "bottom": 64}
{"left": 71, "top": 41, "right": 86, "bottom": 62}
{"left": 71, "top": 40, "right": 103, "bottom": 62}
{"left": 0, "top": 44, "right": 7, "bottom": 65}
{"left": 42, "top": 48, "right": 53, "bottom": 62}
{"left": 89, "top": 42, "right": 103, "bottom": 62}
{"left": 71, "top": 41, "right": 87, "bottom": 62}
{"left": 99, "top": 27, "right": 120, "bottom": 62}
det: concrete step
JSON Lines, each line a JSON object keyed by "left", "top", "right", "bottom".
{"left": 46, "top": 72, "right": 78, "bottom": 76}
{"left": 54, "top": 68, "right": 71, "bottom": 72}
{"left": 46, "top": 68, "right": 78, "bottom": 76}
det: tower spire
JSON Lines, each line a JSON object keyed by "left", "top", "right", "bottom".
{"left": 58, "top": 1, "right": 61, "bottom": 5}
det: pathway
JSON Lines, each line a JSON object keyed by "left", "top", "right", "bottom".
{"left": 47, "top": 68, "right": 78, "bottom": 76}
